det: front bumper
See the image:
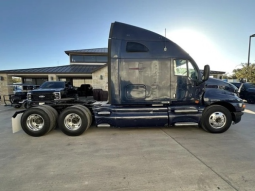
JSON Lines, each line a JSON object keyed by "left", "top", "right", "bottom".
{"left": 232, "top": 111, "right": 244, "bottom": 124}
{"left": 27, "top": 100, "right": 54, "bottom": 107}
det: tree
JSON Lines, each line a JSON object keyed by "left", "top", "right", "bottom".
{"left": 222, "top": 73, "right": 237, "bottom": 80}
{"left": 232, "top": 63, "right": 255, "bottom": 83}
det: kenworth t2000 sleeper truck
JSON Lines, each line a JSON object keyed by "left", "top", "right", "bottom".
{"left": 12, "top": 22, "right": 245, "bottom": 136}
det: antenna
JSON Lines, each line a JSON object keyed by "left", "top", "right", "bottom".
{"left": 164, "top": 28, "right": 167, "bottom": 51}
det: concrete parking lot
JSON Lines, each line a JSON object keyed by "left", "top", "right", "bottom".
{"left": 0, "top": 102, "right": 255, "bottom": 191}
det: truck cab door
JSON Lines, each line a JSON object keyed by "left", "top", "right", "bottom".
{"left": 170, "top": 59, "right": 200, "bottom": 104}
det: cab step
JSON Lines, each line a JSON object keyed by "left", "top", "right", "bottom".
{"left": 174, "top": 122, "right": 198, "bottom": 126}
{"left": 174, "top": 109, "right": 198, "bottom": 113}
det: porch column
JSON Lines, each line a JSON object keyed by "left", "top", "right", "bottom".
{"left": 0, "top": 74, "right": 14, "bottom": 102}
{"left": 48, "top": 74, "right": 58, "bottom": 81}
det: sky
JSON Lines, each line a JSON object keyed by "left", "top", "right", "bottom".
{"left": 1, "top": 0, "right": 255, "bottom": 74}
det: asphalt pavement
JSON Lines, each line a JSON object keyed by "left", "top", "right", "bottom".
{"left": 0, "top": 101, "right": 255, "bottom": 191}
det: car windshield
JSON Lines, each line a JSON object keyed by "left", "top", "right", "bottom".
{"left": 244, "top": 83, "right": 255, "bottom": 89}
{"left": 232, "top": 83, "right": 241, "bottom": 88}
{"left": 229, "top": 83, "right": 238, "bottom": 90}
{"left": 40, "top": 82, "right": 65, "bottom": 89}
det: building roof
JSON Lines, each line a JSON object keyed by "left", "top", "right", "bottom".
{"left": 200, "top": 70, "right": 225, "bottom": 75}
{"left": 0, "top": 64, "right": 106, "bottom": 74}
{"left": 0, "top": 64, "right": 225, "bottom": 75}
{"left": 65, "top": 48, "right": 108, "bottom": 55}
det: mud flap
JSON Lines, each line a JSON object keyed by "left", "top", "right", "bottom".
{"left": 12, "top": 111, "right": 25, "bottom": 133}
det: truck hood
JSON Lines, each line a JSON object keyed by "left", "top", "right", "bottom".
{"left": 247, "top": 88, "right": 255, "bottom": 93}
{"left": 205, "top": 78, "right": 230, "bottom": 87}
{"left": 204, "top": 78, "right": 239, "bottom": 95}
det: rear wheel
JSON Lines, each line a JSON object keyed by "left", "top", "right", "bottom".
{"left": 58, "top": 107, "right": 89, "bottom": 136}
{"left": 38, "top": 105, "right": 58, "bottom": 130}
{"left": 72, "top": 105, "right": 92, "bottom": 128}
{"left": 201, "top": 105, "right": 232, "bottom": 133}
{"left": 21, "top": 107, "right": 53, "bottom": 137}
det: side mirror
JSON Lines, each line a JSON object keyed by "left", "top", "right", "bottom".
{"left": 202, "top": 65, "right": 210, "bottom": 81}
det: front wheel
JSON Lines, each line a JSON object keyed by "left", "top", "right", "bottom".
{"left": 201, "top": 105, "right": 232, "bottom": 133}
{"left": 14, "top": 104, "right": 21, "bottom": 108}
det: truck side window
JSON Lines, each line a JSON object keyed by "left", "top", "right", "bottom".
{"left": 174, "top": 59, "right": 187, "bottom": 76}
{"left": 126, "top": 42, "right": 149, "bottom": 52}
{"left": 188, "top": 61, "right": 198, "bottom": 80}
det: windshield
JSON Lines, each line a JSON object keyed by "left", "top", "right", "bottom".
{"left": 229, "top": 83, "right": 238, "bottom": 91}
{"left": 231, "top": 83, "right": 241, "bottom": 88}
{"left": 40, "top": 82, "right": 65, "bottom": 89}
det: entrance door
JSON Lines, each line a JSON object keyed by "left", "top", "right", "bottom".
{"left": 170, "top": 59, "right": 199, "bottom": 105}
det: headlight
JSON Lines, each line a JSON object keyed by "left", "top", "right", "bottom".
{"left": 53, "top": 92, "right": 61, "bottom": 100}
{"left": 238, "top": 103, "right": 245, "bottom": 109}
{"left": 27, "top": 93, "right": 31, "bottom": 100}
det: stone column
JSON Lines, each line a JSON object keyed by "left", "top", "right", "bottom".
{"left": 92, "top": 66, "right": 108, "bottom": 91}
{"left": 0, "top": 74, "right": 14, "bottom": 103}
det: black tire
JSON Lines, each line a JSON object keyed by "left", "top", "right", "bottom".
{"left": 36, "top": 106, "right": 55, "bottom": 133}
{"left": 39, "top": 105, "right": 58, "bottom": 121}
{"left": 247, "top": 96, "right": 255, "bottom": 104}
{"left": 23, "top": 101, "right": 30, "bottom": 109}
{"left": 21, "top": 107, "right": 52, "bottom": 137}
{"left": 14, "top": 105, "right": 21, "bottom": 108}
{"left": 201, "top": 105, "right": 232, "bottom": 133}
{"left": 10, "top": 96, "right": 15, "bottom": 104}
{"left": 198, "top": 119, "right": 207, "bottom": 132}
{"left": 38, "top": 105, "right": 57, "bottom": 131}
{"left": 58, "top": 107, "right": 89, "bottom": 136}
{"left": 81, "top": 106, "right": 93, "bottom": 126}
{"left": 72, "top": 105, "right": 92, "bottom": 128}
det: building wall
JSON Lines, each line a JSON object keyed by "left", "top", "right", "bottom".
{"left": 92, "top": 66, "right": 108, "bottom": 91}
{"left": 212, "top": 74, "right": 223, "bottom": 79}
{"left": 72, "top": 79, "right": 92, "bottom": 87}
{"left": 0, "top": 74, "right": 14, "bottom": 100}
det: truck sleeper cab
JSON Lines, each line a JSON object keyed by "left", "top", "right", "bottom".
{"left": 13, "top": 22, "right": 245, "bottom": 137}
{"left": 94, "top": 22, "right": 244, "bottom": 133}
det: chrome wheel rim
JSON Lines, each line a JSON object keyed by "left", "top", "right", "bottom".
{"left": 26, "top": 114, "right": 44, "bottom": 131}
{"left": 64, "top": 113, "right": 82, "bottom": 131}
{"left": 209, "top": 112, "right": 226, "bottom": 129}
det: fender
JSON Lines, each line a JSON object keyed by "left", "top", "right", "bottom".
{"left": 203, "top": 88, "right": 242, "bottom": 105}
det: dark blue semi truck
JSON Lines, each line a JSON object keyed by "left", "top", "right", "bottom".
{"left": 12, "top": 22, "right": 245, "bottom": 136}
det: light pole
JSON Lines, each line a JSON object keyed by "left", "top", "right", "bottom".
{"left": 248, "top": 34, "right": 255, "bottom": 67}
{"left": 247, "top": 34, "right": 255, "bottom": 82}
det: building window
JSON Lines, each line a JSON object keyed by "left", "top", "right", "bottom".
{"left": 71, "top": 55, "right": 84, "bottom": 62}
{"left": 126, "top": 42, "right": 149, "bottom": 52}
{"left": 23, "top": 78, "right": 47, "bottom": 85}
{"left": 71, "top": 55, "right": 107, "bottom": 63}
